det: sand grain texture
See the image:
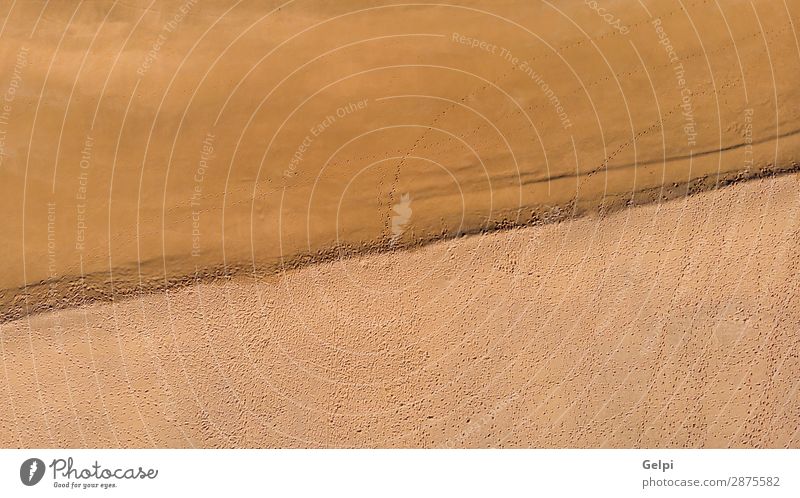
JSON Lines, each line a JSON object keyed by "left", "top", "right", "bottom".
{"left": 0, "top": 0, "right": 799, "bottom": 448}
{"left": 1, "top": 174, "right": 799, "bottom": 448}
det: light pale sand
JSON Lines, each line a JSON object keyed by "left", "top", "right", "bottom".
{"left": 1, "top": 173, "right": 798, "bottom": 448}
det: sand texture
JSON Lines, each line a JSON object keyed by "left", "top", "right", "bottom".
{"left": 1, "top": 174, "right": 799, "bottom": 448}
{"left": 0, "top": 0, "right": 799, "bottom": 448}
{"left": 1, "top": 0, "right": 799, "bottom": 318}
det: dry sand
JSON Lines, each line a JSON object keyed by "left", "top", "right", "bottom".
{"left": 1, "top": 173, "right": 799, "bottom": 448}
{"left": 0, "top": 0, "right": 799, "bottom": 448}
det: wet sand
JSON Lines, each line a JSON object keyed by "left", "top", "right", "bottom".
{"left": 1, "top": 0, "right": 799, "bottom": 319}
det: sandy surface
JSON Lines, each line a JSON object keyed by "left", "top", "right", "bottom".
{"left": 1, "top": 173, "right": 799, "bottom": 448}
{"left": 1, "top": 0, "right": 799, "bottom": 318}
{"left": 1, "top": 0, "right": 799, "bottom": 449}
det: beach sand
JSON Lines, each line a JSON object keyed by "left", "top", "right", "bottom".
{"left": 1, "top": 173, "right": 798, "bottom": 448}
{"left": 0, "top": 0, "right": 799, "bottom": 447}
{"left": 1, "top": 0, "right": 799, "bottom": 319}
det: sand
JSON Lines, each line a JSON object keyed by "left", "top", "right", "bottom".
{"left": 1, "top": 173, "right": 799, "bottom": 448}
{"left": 1, "top": 0, "right": 799, "bottom": 318}
{"left": 0, "top": 0, "right": 799, "bottom": 448}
